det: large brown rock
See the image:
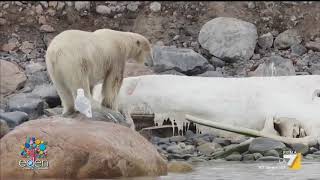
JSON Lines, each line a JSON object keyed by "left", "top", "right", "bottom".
{"left": 0, "top": 116, "right": 167, "bottom": 179}
{"left": 0, "top": 60, "right": 27, "bottom": 97}
{"left": 124, "top": 62, "right": 155, "bottom": 78}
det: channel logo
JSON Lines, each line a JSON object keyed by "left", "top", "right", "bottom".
{"left": 18, "top": 136, "right": 49, "bottom": 170}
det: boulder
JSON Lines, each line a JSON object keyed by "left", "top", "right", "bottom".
{"left": 263, "top": 149, "right": 279, "bottom": 157}
{"left": 7, "top": 93, "right": 45, "bottom": 119}
{"left": 167, "top": 161, "right": 193, "bottom": 173}
{"left": 0, "top": 111, "right": 29, "bottom": 128}
{"left": 0, "top": 60, "right": 27, "bottom": 97}
{"left": 75, "top": 1, "right": 90, "bottom": 11}
{"left": 225, "top": 152, "right": 242, "bottom": 161}
{"left": 0, "top": 119, "right": 10, "bottom": 138}
{"left": 250, "top": 55, "right": 295, "bottom": 76}
{"left": 242, "top": 154, "right": 255, "bottom": 161}
{"left": 258, "top": 32, "right": 274, "bottom": 49}
{"left": 274, "top": 29, "right": 302, "bottom": 50}
{"left": 290, "top": 44, "right": 307, "bottom": 56}
{"left": 0, "top": 116, "right": 167, "bottom": 179}
{"left": 31, "top": 84, "right": 61, "bottom": 108}
{"left": 248, "top": 137, "right": 286, "bottom": 154}
{"left": 197, "top": 142, "right": 222, "bottom": 156}
{"left": 305, "top": 41, "right": 320, "bottom": 52}
{"left": 198, "top": 17, "right": 257, "bottom": 62}
{"left": 151, "top": 45, "right": 209, "bottom": 75}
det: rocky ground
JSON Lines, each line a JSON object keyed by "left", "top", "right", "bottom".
{"left": 1, "top": 1, "right": 320, "bottom": 175}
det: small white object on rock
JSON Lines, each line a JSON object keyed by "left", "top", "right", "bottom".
{"left": 96, "top": 5, "right": 111, "bottom": 15}
{"left": 150, "top": 2, "right": 161, "bottom": 12}
{"left": 75, "top": 88, "right": 92, "bottom": 118}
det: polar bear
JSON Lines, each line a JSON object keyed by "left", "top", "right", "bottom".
{"left": 46, "top": 29, "right": 153, "bottom": 116}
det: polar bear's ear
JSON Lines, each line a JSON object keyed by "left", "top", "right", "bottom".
{"left": 136, "top": 40, "right": 140, "bottom": 46}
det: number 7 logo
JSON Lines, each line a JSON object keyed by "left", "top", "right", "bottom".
{"left": 283, "top": 153, "right": 302, "bottom": 170}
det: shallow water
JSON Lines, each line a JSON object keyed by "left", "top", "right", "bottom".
{"left": 120, "top": 160, "right": 320, "bottom": 180}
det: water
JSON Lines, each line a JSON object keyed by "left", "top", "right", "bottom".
{"left": 120, "top": 161, "right": 320, "bottom": 180}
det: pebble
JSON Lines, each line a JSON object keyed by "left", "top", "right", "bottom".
{"left": 20, "top": 41, "right": 34, "bottom": 54}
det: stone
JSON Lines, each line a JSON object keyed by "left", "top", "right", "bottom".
{"left": 167, "top": 161, "right": 193, "bottom": 173}
{"left": 253, "top": 153, "right": 263, "bottom": 160}
{"left": 7, "top": 93, "right": 45, "bottom": 119}
{"left": 304, "top": 154, "right": 320, "bottom": 160}
{"left": 151, "top": 45, "right": 209, "bottom": 75}
{"left": 197, "top": 142, "right": 222, "bottom": 156}
{"left": 212, "top": 138, "right": 231, "bottom": 146}
{"left": 258, "top": 32, "right": 274, "bottom": 49}
{"left": 274, "top": 29, "right": 302, "bottom": 50}
{"left": 44, "top": 107, "right": 62, "bottom": 116}
{"left": 0, "top": 60, "right": 27, "bottom": 97}
{"left": 198, "top": 17, "right": 257, "bottom": 63}
{"left": 124, "top": 62, "right": 154, "bottom": 77}
{"left": 127, "top": 3, "right": 138, "bottom": 12}
{"left": 25, "top": 71, "right": 50, "bottom": 88}
{"left": 197, "top": 71, "right": 223, "bottom": 77}
{"left": 2, "top": 42, "right": 18, "bottom": 52}
{"left": 247, "top": 2, "right": 255, "bottom": 9}
{"left": 305, "top": 41, "right": 320, "bottom": 52}
{"left": 0, "top": 111, "right": 29, "bottom": 128}
{"left": 40, "top": 1, "right": 48, "bottom": 8}
{"left": 0, "top": 116, "right": 167, "bottom": 179}
{"left": 35, "top": 4, "right": 43, "bottom": 14}
{"left": 96, "top": 5, "right": 111, "bottom": 15}
{"left": 0, "top": 119, "right": 10, "bottom": 138}
{"left": 166, "top": 144, "right": 181, "bottom": 154}
{"left": 263, "top": 149, "right": 280, "bottom": 157}
{"left": 309, "top": 147, "right": 319, "bottom": 154}
{"left": 40, "top": 24, "right": 55, "bottom": 32}
{"left": 290, "top": 143, "right": 309, "bottom": 155}
{"left": 256, "top": 156, "right": 282, "bottom": 161}
{"left": 38, "top": 16, "right": 46, "bottom": 25}
{"left": 290, "top": 44, "right": 307, "bottom": 56}
{"left": 242, "top": 154, "right": 255, "bottom": 161}
{"left": 75, "top": 1, "right": 90, "bottom": 11}
{"left": 209, "top": 57, "right": 225, "bottom": 67}
{"left": 169, "top": 136, "right": 187, "bottom": 143}
{"left": 47, "top": 9, "right": 56, "bottom": 16}
{"left": 314, "top": 151, "right": 320, "bottom": 155}
{"left": 19, "top": 41, "right": 34, "bottom": 54}
{"left": 0, "top": 18, "right": 6, "bottom": 25}
{"left": 48, "top": 1, "right": 57, "bottom": 8}
{"left": 249, "top": 137, "right": 286, "bottom": 154}
{"left": 57, "top": 2, "right": 65, "bottom": 11}
{"left": 150, "top": 2, "right": 161, "bottom": 12}
{"left": 31, "top": 84, "right": 60, "bottom": 108}
{"left": 25, "top": 62, "right": 46, "bottom": 74}
{"left": 225, "top": 152, "right": 242, "bottom": 161}
{"left": 251, "top": 55, "right": 295, "bottom": 76}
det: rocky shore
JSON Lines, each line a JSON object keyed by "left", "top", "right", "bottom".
{"left": 1, "top": 1, "right": 320, "bottom": 178}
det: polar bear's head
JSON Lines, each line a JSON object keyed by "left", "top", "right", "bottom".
{"left": 128, "top": 33, "right": 153, "bottom": 65}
